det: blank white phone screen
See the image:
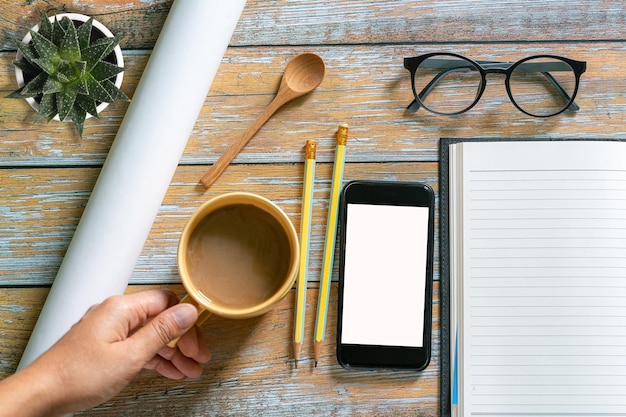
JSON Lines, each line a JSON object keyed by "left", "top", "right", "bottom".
{"left": 341, "top": 203, "right": 429, "bottom": 347}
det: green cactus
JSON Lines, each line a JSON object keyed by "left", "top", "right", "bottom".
{"left": 9, "top": 14, "right": 128, "bottom": 138}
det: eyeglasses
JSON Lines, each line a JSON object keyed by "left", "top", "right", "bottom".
{"left": 403, "top": 53, "right": 586, "bottom": 117}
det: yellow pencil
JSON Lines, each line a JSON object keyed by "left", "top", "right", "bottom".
{"left": 314, "top": 124, "right": 348, "bottom": 366}
{"left": 293, "top": 139, "right": 317, "bottom": 368}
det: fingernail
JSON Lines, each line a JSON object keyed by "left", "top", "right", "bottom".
{"left": 172, "top": 304, "right": 197, "bottom": 329}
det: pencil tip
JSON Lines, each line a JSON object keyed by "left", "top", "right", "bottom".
{"left": 293, "top": 342, "right": 302, "bottom": 368}
{"left": 313, "top": 341, "right": 321, "bottom": 367}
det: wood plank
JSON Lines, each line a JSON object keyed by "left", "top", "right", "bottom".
{"left": 1, "top": 43, "right": 625, "bottom": 166}
{"left": 0, "top": 162, "right": 439, "bottom": 286}
{"left": 1, "top": 0, "right": 625, "bottom": 50}
{"left": 3, "top": 1, "right": 619, "bottom": 415}
{"left": 0, "top": 282, "right": 441, "bottom": 416}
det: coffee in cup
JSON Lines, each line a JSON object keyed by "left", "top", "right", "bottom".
{"left": 170, "top": 192, "right": 299, "bottom": 346}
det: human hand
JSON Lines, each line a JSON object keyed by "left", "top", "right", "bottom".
{"left": 0, "top": 289, "right": 211, "bottom": 416}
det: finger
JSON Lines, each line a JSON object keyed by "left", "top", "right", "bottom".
{"left": 155, "top": 343, "right": 206, "bottom": 379}
{"left": 177, "top": 326, "right": 199, "bottom": 358}
{"left": 156, "top": 338, "right": 210, "bottom": 366}
{"left": 192, "top": 327, "right": 211, "bottom": 363}
{"left": 92, "top": 290, "right": 180, "bottom": 337}
{"left": 145, "top": 355, "right": 186, "bottom": 380}
{"left": 147, "top": 347, "right": 203, "bottom": 379}
{"left": 155, "top": 344, "right": 182, "bottom": 362}
{"left": 177, "top": 326, "right": 211, "bottom": 363}
{"left": 129, "top": 303, "right": 198, "bottom": 361}
{"left": 121, "top": 290, "right": 180, "bottom": 328}
{"left": 167, "top": 349, "right": 204, "bottom": 379}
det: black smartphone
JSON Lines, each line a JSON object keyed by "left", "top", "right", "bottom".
{"left": 336, "top": 180, "right": 435, "bottom": 370}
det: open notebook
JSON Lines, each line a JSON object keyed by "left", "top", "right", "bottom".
{"left": 440, "top": 138, "right": 626, "bottom": 417}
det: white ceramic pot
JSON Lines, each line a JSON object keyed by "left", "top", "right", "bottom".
{"left": 14, "top": 13, "right": 125, "bottom": 120}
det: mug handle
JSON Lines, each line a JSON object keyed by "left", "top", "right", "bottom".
{"left": 166, "top": 294, "right": 212, "bottom": 347}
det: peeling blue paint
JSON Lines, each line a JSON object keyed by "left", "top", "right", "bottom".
{"left": 0, "top": 304, "right": 29, "bottom": 313}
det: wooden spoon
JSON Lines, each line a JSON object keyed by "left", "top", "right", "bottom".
{"left": 200, "top": 52, "right": 326, "bottom": 189}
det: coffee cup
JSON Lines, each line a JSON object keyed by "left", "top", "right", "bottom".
{"left": 169, "top": 192, "right": 299, "bottom": 346}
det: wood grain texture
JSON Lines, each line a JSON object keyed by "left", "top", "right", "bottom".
{"left": 2, "top": 43, "right": 625, "bottom": 166}
{"left": 0, "top": 282, "right": 441, "bottom": 417}
{"left": 0, "top": 162, "right": 439, "bottom": 285}
{"left": 1, "top": 0, "right": 625, "bottom": 50}
{"left": 1, "top": 0, "right": 625, "bottom": 415}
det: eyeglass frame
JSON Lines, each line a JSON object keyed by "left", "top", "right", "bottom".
{"left": 403, "top": 52, "right": 587, "bottom": 117}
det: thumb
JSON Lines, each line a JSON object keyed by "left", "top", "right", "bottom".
{"left": 131, "top": 303, "right": 198, "bottom": 358}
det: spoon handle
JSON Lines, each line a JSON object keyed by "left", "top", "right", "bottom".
{"left": 200, "top": 96, "right": 284, "bottom": 188}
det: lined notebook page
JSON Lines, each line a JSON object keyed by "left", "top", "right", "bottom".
{"left": 451, "top": 141, "right": 626, "bottom": 417}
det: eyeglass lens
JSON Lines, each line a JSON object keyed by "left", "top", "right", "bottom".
{"left": 412, "top": 56, "right": 482, "bottom": 115}
{"left": 508, "top": 57, "right": 577, "bottom": 117}
{"left": 412, "top": 55, "right": 578, "bottom": 116}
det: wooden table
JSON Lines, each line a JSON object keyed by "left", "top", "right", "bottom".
{"left": 1, "top": 1, "right": 624, "bottom": 415}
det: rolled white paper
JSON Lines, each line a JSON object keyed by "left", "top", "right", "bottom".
{"left": 19, "top": 0, "right": 246, "bottom": 369}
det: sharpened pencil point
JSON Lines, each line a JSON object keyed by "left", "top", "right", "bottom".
{"left": 313, "top": 340, "right": 321, "bottom": 367}
{"left": 292, "top": 342, "right": 302, "bottom": 369}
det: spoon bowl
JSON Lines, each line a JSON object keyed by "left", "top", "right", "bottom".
{"left": 200, "top": 53, "right": 326, "bottom": 189}
{"left": 281, "top": 52, "right": 326, "bottom": 97}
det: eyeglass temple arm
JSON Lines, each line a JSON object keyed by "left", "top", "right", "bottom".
{"left": 407, "top": 59, "right": 579, "bottom": 112}
{"left": 407, "top": 66, "right": 475, "bottom": 112}
{"left": 537, "top": 71, "right": 579, "bottom": 111}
